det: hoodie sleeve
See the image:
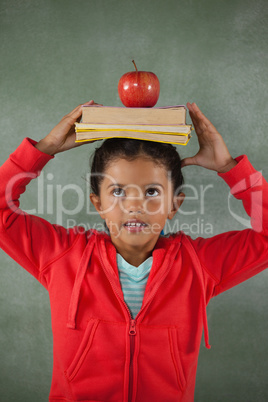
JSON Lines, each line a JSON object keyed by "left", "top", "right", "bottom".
{"left": 191, "top": 155, "right": 268, "bottom": 296}
{"left": 0, "top": 138, "right": 81, "bottom": 282}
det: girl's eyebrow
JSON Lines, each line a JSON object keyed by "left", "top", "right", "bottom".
{"left": 145, "top": 183, "right": 164, "bottom": 188}
{"left": 107, "top": 183, "right": 124, "bottom": 189}
{"left": 106, "top": 183, "right": 164, "bottom": 189}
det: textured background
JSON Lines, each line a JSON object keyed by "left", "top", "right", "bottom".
{"left": 0, "top": 0, "right": 267, "bottom": 400}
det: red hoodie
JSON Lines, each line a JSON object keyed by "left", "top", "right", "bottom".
{"left": 0, "top": 138, "right": 267, "bottom": 402}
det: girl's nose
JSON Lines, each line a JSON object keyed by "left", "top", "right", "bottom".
{"left": 120, "top": 185, "right": 145, "bottom": 214}
{"left": 122, "top": 195, "right": 145, "bottom": 214}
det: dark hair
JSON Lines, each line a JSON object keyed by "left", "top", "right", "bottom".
{"left": 90, "top": 138, "right": 184, "bottom": 196}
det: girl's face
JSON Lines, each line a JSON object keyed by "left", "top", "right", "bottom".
{"left": 90, "top": 156, "right": 184, "bottom": 258}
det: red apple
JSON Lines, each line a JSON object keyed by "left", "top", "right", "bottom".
{"left": 118, "top": 60, "right": 160, "bottom": 107}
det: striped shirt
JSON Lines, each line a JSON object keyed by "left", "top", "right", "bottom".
{"left": 116, "top": 254, "right": 153, "bottom": 319}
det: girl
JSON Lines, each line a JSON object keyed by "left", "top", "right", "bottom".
{"left": 0, "top": 101, "right": 267, "bottom": 402}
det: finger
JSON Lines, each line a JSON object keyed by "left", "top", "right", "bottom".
{"left": 61, "top": 100, "right": 103, "bottom": 131}
{"left": 90, "top": 101, "right": 103, "bottom": 106}
{"left": 186, "top": 102, "right": 194, "bottom": 114}
{"left": 83, "top": 100, "right": 95, "bottom": 105}
{"left": 83, "top": 100, "right": 103, "bottom": 107}
{"left": 188, "top": 109, "right": 199, "bottom": 128}
{"left": 68, "top": 100, "right": 96, "bottom": 118}
{"left": 62, "top": 101, "right": 92, "bottom": 127}
{"left": 187, "top": 103, "right": 218, "bottom": 137}
{"left": 187, "top": 102, "right": 205, "bottom": 133}
{"left": 181, "top": 156, "right": 198, "bottom": 168}
{"left": 68, "top": 103, "right": 86, "bottom": 116}
{"left": 68, "top": 100, "right": 104, "bottom": 121}
{"left": 190, "top": 103, "right": 215, "bottom": 129}
{"left": 188, "top": 110, "right": 206, "bottom": 136}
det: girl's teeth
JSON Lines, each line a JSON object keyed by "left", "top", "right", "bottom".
{"left": 125, "top": 222, "right": 145, "bottom": 227}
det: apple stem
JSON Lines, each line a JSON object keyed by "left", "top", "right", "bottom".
{"left": 132, "top": 59, "right": 138, "bottom": 72}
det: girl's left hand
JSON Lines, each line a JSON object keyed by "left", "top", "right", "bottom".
{"left": 181, "top": 102, "right": 237, "bottom": 173}
{"left": 36, "top": 100, "right": 102, "bottom": 155}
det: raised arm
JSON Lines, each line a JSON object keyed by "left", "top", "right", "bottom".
{"left": 0, "top": 102, "right": 98, "bottom": 281}
{"left": 182, "top": 103, "right": 268, "bottom": 294}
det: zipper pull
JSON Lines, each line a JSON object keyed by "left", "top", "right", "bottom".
{"left": 129, "top": 319, "right": 136, "bottom": 336}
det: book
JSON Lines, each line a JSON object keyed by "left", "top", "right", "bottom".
{"left": 81, "top": 105, "right": 187, "bottom": 125}
{"left": 75, "top": 105, "right": 192, "bottom": 145}
{"left": 75, "top": 125, "right": 192, "bottom": 145}
{"left": 76, "top": 123, "right": 192, "bottom": 134}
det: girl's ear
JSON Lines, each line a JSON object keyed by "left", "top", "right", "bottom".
{"left": 167, "top": 192, "right": 185, "bottom": 220}
{"left": 90, "top": 193, "right": 104, "bottom": 218}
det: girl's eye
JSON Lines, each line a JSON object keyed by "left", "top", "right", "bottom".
{"left": 146, "top": 188, "right": 160, "bottom": 197}
{"left": 112, "top": 187, "right": 125, "bottom": 197}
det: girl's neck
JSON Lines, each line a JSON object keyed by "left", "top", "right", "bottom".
{"left": 111, "top": 231, "right": 159, "bottom": 267}
{"left": 116, "top": 247, "right": 153, "bottom": 267}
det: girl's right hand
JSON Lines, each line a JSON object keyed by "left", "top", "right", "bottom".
{"left": 35, "top": 100, "right": 101, "bottom": 155}
{"left": 181, "top": 102, "right": 237, "bottom": 173}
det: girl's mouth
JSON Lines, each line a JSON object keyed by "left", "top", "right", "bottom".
{"left": 123, "top": 220, "right": 148, "bottom": 232}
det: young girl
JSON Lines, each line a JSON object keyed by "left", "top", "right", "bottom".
{"left": 0, "top": 101, "right": 267, "bottom": 402}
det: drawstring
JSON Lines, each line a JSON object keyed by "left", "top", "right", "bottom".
{"left": 182, "top": 235, "right": 211, "bottom": 349}
{"left": 202, "top": 301, "right": 211, "bottom": 349}
{"left": 67, "top": 237, "right": 95, "bottom": 329}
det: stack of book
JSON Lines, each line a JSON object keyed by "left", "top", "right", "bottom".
{"left": 75, "top": 105, "right": 192, "bottom": 145}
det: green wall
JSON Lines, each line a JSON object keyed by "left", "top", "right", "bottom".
{"left": 0, "top": 0, "right": 267, "bottom": 400}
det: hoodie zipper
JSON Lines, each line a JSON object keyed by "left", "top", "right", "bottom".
{"left": 97, "top": 246, "right": 137, "bottom": 401}
{"left": 101, "top": 265, "right": 174, "bottom": 402}
{"left": 128, "top": 319, "right": 136, "bottom": 402}
{"left": 126, "top": 245, "right": 178, "bottom": 401}
{"left": 98, "top": 240, "right": 177, "bottom": 401}
{"left": 126, "top": 262, "right": 174, "bottom": 402}
{"left": 101, "top": 271, "right": 136, "bottom": 401}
